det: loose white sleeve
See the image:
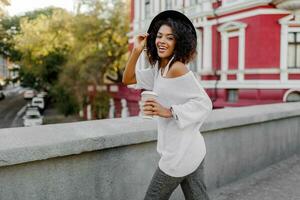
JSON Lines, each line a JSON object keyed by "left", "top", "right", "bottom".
{"left": 134, "top": 67, "right": 156, "bottom": 90}
{"left": 170, "top": 74, "right": 212, "bottom": 129}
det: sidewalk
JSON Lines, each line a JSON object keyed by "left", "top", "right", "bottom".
{"left": 210, "top": 153, "right": 300, "bottom": 200}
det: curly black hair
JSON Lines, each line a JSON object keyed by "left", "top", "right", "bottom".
{"left": 146, "top": 17, "right": 197, "bottom": 69}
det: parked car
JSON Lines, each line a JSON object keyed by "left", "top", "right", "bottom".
{"left": 31, "top": 97, "right": 45, "bottom": 111}
{"left": 0, "top": 91, "right": 5, "bottom": 100}
{"left": 37, "top": 91, "right": 48, "bottom": 98}
{"left": 26, "top": 105, "right": 40, "bottom": 112}
{"left": 23, "top": 109, "right": 43, "bottom": 127}
{"left": 23, "top": 89, "right": 36, "bottom": 100}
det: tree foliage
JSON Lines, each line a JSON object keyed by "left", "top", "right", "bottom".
{"left": 10, "top": 0, "right": 129, "bottom": 117}
{"left": 56, "top": 0, "right": 129, "bottom": 117}
{"left": 0, "top": 7, "right": 59, "bottom": 61}
{"left": 13, "top": 8, "right": 73, "bottom": 90}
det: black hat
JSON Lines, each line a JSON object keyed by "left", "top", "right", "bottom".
{"left": 147, "top": 10, "right": 196, "bottom": 39}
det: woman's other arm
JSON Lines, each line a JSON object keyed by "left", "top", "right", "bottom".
{"left": 168, "top": 62, "right": 213, "bottom": 129}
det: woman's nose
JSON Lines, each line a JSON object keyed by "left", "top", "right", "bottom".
{"left": 158, "top": 39, "right": 166, "bottom": 45}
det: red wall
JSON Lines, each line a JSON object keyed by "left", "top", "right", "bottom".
{"left": 242, "top": 14, "right": 285, "bottom": 70}
{"left": 126, "top": 2, "right": 295, "bottom": 111}
{"left": 289, "top": 74, "right": 300, "bottom": 80}
{"left": 210, "top": 13, "right": 288, "bottom": 81}
{"left": 130, "top": 0, "right": 134, "bottom": 23}
{"left": 212, "top": 25, "right": 221, "bottom": 71}
{"left": 245, "top": 74, "right": 280, "bottom": 80}
{"left": 229, "top": 37, "right": 238, "bottom": 70}
{"left": 207, "top": 88, "right": 287, "bottom": 108}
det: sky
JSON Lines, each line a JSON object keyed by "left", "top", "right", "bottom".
{"left": 7, "top": 0, "right": 74, "bottom": 16}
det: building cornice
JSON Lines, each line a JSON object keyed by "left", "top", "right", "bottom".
{"left": 273, "top": 0, "right": 300, "bottom": 11}
{"left": 204, "top": 8, "right": 290, "bottom": 26}
{"left": 200, "top": 80, "right": 300, "bottom": 89}
{"left": 216, "top": 0, "right": 273, "bottom": 16}
{"left": 218, "top": 21, "right": 247, "bottom": 32}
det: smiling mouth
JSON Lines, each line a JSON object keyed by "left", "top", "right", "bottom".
{"left": 158, "top": 46, "right": 167, "bottom": 53}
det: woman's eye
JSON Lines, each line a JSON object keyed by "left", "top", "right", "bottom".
{"left": 156, "top": 35, "right": 162, "bottom": 38}
{"left": 167, "top": 37, "right": 174, "bottom": 40}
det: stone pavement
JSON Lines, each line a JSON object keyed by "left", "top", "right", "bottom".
{"left": 210, "top": 153, "right": 300, "bottom": 200}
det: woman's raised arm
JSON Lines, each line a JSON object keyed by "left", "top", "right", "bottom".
{"left": 122, "top": 33, "right": 148, "bottom": 85}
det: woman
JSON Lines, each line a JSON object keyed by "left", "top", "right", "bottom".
{"left": 122, "top": 10, "right": 212, "bottom": 200}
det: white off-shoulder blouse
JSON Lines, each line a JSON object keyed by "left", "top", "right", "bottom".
{"left": 135, "top": 62, "right": 212, "bottom": 177}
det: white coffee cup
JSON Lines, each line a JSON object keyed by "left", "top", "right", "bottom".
{"left": 141, "top": 91, "right": 158, "bottom": 119}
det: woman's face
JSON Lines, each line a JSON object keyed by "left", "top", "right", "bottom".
{"left": 155, "top": 25, "right": 176, "bottom": 59}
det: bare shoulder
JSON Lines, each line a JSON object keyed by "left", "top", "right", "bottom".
{"left": 169, "top": 61, "right": 189, "bottom": 78}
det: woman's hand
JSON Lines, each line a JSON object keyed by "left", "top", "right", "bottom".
{"left": 143, "top": 98, "right": 172, "bottom": 118}
{"left": 134, "top": 33, "right": 148, "bottom": 53}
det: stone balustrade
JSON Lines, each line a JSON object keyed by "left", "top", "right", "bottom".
{"left": 0, "top": 102, "right": 300, "bottom": 200}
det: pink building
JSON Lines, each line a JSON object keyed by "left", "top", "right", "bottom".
{"left": 123, "top": 0, "right": 300, "bottom": 109}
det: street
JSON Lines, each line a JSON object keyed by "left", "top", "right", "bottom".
{"left": 0, "top": 91, "right": 27, "bottom": 128}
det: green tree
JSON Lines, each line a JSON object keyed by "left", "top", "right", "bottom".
{"left": 58, "top": 0, "right": 129, "bottom": 117}
{"left": 93, "top": 91, "right": 110, "bottom": 119}
{"left": 13, "top": 8, "right": 74, "bottom": 90}
{"left": 10, "top": 1, "right": 130, "bottom": 117}
{"left": 0, "top": 7, "right": 58, "bottom": 61}
{"left": 51, "top": 84, "right": 79, "bottom": 117}
{"left": 1, "top": 7, "right": 66, "bottom": 86}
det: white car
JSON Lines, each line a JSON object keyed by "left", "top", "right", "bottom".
{"left": 31, "top": 97, "right": 45, "bottom": 110}
{"left": 26, "top": 105, "right": 39, "bottom": 112}
{"left": 37, "top": 91, "right": 48, "bottom": 98}
{"left": 23, "top": 89, "right": 36, "bottom": 99}
{"left": 23, "top": 109, "right": 43, "bottom": 127}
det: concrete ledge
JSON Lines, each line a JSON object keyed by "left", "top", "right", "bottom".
{"left": 1, "top": 102, "right": 300, "bottom": 167}
{"left": 0, "top": 117, "right": 157, "bottom": 167}
{"left": 0, "top": 102, "right": 300, "bottom": 200}
{"left": 202, "top": 102, "right": 300, "bottom": 131}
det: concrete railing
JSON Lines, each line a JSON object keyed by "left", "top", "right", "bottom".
{"left": 0, "top": 102, "right": 300, "bottom": 200}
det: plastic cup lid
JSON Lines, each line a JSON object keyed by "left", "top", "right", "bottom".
{"left": 141, "top": 91, "right": 158, "bottom": 96}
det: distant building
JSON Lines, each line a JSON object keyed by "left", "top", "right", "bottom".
{"left": 126, "top": 0, "right": 300, "bottom": 108}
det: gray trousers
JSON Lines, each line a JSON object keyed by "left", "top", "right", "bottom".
{"left": 144, "top": 159, "right": 210, "bottom": 200}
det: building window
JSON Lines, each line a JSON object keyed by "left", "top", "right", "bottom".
{"left": 188, "top": 29, "right": 202, "bottom": 73}
{"left": 227, "top": 89, "right": 238, "bottom": 102}
{"left": 218, "top": 21, "right": 247, "bottom": 81}
{"left": 145, "top": 0, "right": 150, "bottom": 19}
{"left": 189, "top": 59, "right": 197, "bottom": 72}
{"left": 286, "top": 91, "right": 300, "bottom": 102}
{"left": 165, "top": 0, "right": 172, "bottom": 9}
{"left": 287, "top": 32, "right": 300, "bottom": 68}
{"left": 190, "top": 0, "right": 199, "bottom": 6}
{"left": 223, "top": 0, "right": 240, "bottom": 6}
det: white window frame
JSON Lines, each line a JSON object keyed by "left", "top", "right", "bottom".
{"left": 202, "top": 23, "right": 213, "bottom": 74}
{"left": 287, "top": 31, "right": 300, "bottom": 69}
{"left": 188, "top": 28, "right": 203, "bottom": 74}
{"left": 160, "top": 0, "right": 182, "bottom": 10}
{"left": 133, "top": 0, "right": 141, "bottom": 33}
{"left": 222, "top": 0, "right": 242, "bottom": 7}
{"left": 196, "top": 28, "right": 203, "bottom": 73}
{"left": 144, "top": 0, "right": 151, "bottom": 19}
{"left": 165, "top": 0, "right": 173, "bottom": 10}
{"left": 218, "top": 21, "right": 247, "bottom": 82}
{"left": 279, "top": 14, "right": 300, "bottom": 82}
{"left": 154, "top": 0, "right": 160, "bottom": 14}
{"left": 141, "top": 0, "right": 145, "bottom": 21}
